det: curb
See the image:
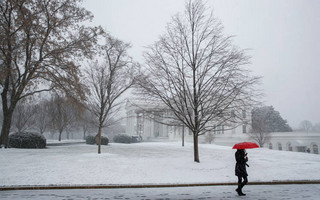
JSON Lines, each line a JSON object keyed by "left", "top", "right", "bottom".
{"left": 46, "top": 141, "right": 86, "bottom": 146}
{"left": 1, "top": 180, "right": 320, "bottom": 191}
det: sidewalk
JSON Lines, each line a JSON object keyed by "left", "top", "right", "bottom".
{"left": 1, "top": 180, "right": 320, "bottom": 190}
{"left": 1, "top": 184, "right": 319, "bottom": 200}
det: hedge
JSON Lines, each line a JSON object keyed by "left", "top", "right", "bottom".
{"left": 9, "top": 132, "right": 46, "bottom": 149}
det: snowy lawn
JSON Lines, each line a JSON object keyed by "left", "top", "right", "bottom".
{"left": 0, "top": 142, "right": 319, "bottom": 186}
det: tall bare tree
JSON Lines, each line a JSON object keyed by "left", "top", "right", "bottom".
{"left": 48, "top": 95, "right": 77, "bottom": 141}
{"left": 86, "top": 35, "right": 137, "bottom": 154}
{"left": 136, "top": 0, "right": 260, "bottom": 162}
{"left": 249, "top": 107, "right": 272, "bottom": 147}
{"left": 11, "top": 102, "right": 37, "bottom": 133}
{"left": 300, "top": 120, "right": 312, "bottom": 133}
{"left": 78, "top": 108, "right": 95, "bottom": 140}
{"left": 33, "top": 99, "right": 50, "bottom": 135}
{"left": 0, "top": 0, "right": 101, "bottom": 147}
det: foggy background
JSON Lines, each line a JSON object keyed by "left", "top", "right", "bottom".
{"left": 83, "top": 0, "right": 320, "bottom": 129}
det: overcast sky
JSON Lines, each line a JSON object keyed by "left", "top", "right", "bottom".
{"left": 83, "top": 0, "right": 320, "bottom": 128}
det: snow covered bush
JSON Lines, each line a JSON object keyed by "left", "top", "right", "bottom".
{"left": 86, "top": 135, "right": 96, "bottom": 145}
{"left": 95, "top": 134, "right": 109, "bottom": 145}
{"left": 113, "top": 134, "right": 132, "bottom": 143}
{"left": 131, "top": 135, "right": 140, "bottom": 143}
{"left": 9, "top": 132, "right": 46, "bottom": 149}
{"left": 86, "top": 135, "right": 109, "bottom": 145}
{"left": 101, "top": 136, "right": 109, "bottom": 145}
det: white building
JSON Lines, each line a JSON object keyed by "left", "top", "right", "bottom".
{"left": 125, "top": 100, "right": 320, "bottom": 154}
{"left": 126, "top": 100, "right": 169, "bottom": 140}
{"left": 266, "top": 132, "right": 319, "bottom": 154}
{"left": 125, "top": 100, "right": 250, "bottom": 143}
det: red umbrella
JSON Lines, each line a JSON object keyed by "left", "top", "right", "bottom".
{"left": 232, "top": 142, "right": 259, "bottom": 149}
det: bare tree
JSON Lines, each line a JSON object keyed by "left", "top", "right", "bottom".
{"left": 33, "top": 100, "right": 50, "bottom": 135}
{"left": 300, "top": 120, "right": 312, "bottom": 133}
{"left": 11, "top": 102, "right": 37, "bottom": 133}
{"left": 0, "top": 0, "right": 101, "bottom": 147}
{"left": 85, "top": 35, "right": 136, "bottom": 154}
{"left": 136, "top": 0, "right": 260, "bottom": 162}
{"left": 48, "top": 95, "right": 77, "bottom": 141}
{"left": 65, "top": 123, "right": 75, "bottom": 140}
{"left": 205, "top": 132, "right": 215, "bottom": 144}
{"left": 78, "top": 109, "right": 95, "bottom": 140}
{"left": 249, "top": 107, "right": 272, "bottom": 147}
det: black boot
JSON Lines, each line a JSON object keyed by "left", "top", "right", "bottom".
{"left": 240, "top": 190, "right": 246, "bottom": 196}
{"left": 235, "top": 188, "right": 242, "bottom": 196}
{"left": 236, "top": 188, "right": 246, "bottom": 196}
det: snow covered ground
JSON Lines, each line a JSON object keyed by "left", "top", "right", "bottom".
{"left": 0, "top": 141, "right": 319, "bottom": 187}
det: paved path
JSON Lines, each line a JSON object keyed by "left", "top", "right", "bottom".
{"left": 1, "top": 184, "right": 320, "bottom": 200}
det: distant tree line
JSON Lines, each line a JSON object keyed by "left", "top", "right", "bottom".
{"left": 298, "top": 120, "right": 320, "bottom": 133}
{"left": 0, "top": 95, "right": 125, "bottom": 141}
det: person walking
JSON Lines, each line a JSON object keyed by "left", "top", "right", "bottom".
{"left": 235, "top": 149, "right": 249, "bottom": 196}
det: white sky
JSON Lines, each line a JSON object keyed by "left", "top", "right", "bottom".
{"left": 82, "top": 0, "right": 320, "bottom": 128}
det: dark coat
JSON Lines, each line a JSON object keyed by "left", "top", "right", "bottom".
{"left": 235, "top": 149, "right": 248, "bottom": 177}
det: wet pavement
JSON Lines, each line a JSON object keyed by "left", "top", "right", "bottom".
{"left": 1, "top": 184, "right": 320, "bottom": 200}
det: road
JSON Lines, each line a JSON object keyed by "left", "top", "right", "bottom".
{"left": 1, "top": 184, "right": 319, "bottom": 200}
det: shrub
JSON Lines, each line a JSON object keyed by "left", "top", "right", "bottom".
{"left": 86, "top": 135, "right": 109, "bottom": 145}
{"left": 113, "top": 134, "right": 132, "bottom": 144}
{"left": 9, "top": 132, "right": 46, "bottom": 149}
{"left": 86, "top": 135, "right": 96, "bottom": 145}
{"left": 101, "top": 136, "right": 109, "bottom": 145}
{"left": 95, "top": 134, "right": 109, "bottom": 145}
{"left": 131, "top": 135, "right": 141, "bottom": 143}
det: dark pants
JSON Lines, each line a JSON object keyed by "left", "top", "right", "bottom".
{"left": 237, "top": 176, "right": 248, "bottom": 190}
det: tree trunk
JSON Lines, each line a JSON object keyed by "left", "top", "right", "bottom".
{"left": 193, "top": 131, "right": 200, "bottom": 163}
{"left": 58, "top": 131, "right": 62, "bottom": 141}
{"left": 98, "top": 125, "right": 102, "bottom": 154}
{"left": 182, "top": 125, "right": 185, "bottom": 147}
{"left": 66, "top": 131, "right": 70, "bottom": 140}
{"left": 0, "top": 111, "right": 13, "bottom": 148}
{"left": 83, "top": 126, "right": 87, "bottom": 140}
{"left": 0, "top": 98, "right": 16, "bottom": 148}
